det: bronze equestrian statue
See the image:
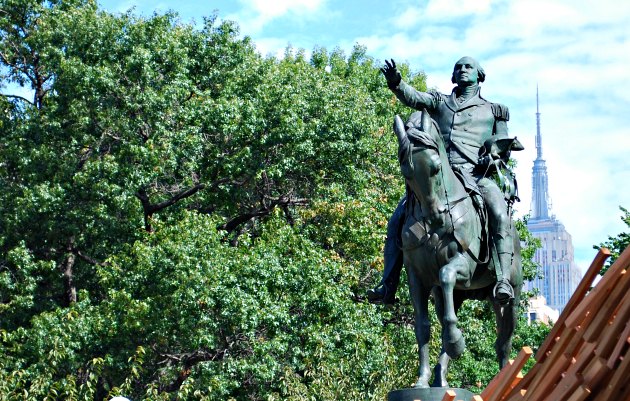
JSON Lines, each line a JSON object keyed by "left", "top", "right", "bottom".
{"left": 372, "top": 57, "right": 524, "bottom": 388}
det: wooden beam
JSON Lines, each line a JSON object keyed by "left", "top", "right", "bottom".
{"left": 503, "top": 363, "right": 540, "bottom": 400}
{"left": 535, "top": 248, "right": 610, "bottom": 362}
{"left": 594, "top": 290, "right": 630, "bottom": 361}
{"left": 481, "top": 347, "right": 532, "bottom": 401}
{"left": 592, "top": 342, "right": 630, "bottom": 401}
{"left": 440, "top": 390, "right": 457, "bottom": 401}
{"left": 564, "top": 248, "right": 627, "bottom": 330}
{"left": 583, "top": 268, "right": 629, "bottom": 342}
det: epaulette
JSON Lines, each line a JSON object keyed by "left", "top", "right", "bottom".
{"left": 491, "top": 103, "right": 510, "bottom": 121}
{"left": 427, "top": 89, "right": 445, "bottom": 102}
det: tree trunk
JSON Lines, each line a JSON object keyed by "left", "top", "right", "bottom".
{"left": 62, "top": 237, "right": 77, "bottom": 305}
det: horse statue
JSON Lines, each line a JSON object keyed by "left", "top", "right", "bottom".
{"left": 393, "top": 110, "right": 523, "bottom": 388}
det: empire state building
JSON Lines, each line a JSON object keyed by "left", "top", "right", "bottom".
{"left": 525, "top": 89, "right": 582, "bottom": 313}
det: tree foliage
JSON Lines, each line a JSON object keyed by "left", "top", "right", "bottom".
{"left": 595, "top": 206, "right": 629, "bottom": 274}
{"left": 0, "top": 1, "right": 547, "bottom": 399}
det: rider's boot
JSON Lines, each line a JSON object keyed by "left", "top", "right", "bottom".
{"left": 367, "top": 235, "right": 402, "bottom": 305}
{"left": 493, "top": 233, "right": 514, "bottom": 305}
{"left": 368, "top": 201, "right": 405, "bottom": 305}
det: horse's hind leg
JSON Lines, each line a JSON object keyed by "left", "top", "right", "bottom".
{"left": 408, "top": 269, "right": 432, "bottom": 388}
{"left": 493, "top": 230, "right": 523, "bottom": 368}
{"left": 492, "top": 295, "right": 518, "bottom": 368}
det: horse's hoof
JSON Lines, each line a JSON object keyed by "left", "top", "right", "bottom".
{"left": 431, "top": 378, "right": 449, "bottom": 388}
{"left": 413, "top": 378, "right": 430, "bottom": 388}
{"left": 432, "top": 365, "right": 449, "bottom": 388}
{"left": 444, "top": 330, "right": 466, "bottom": 359}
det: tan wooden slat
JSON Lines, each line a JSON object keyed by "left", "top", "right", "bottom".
{"left": 594, "top": 290, "right": 630, "bottom": 361}
{"left": 440, "top": 389, "right": 457, "bottom": 401}
{"left": 541, "top": 371, "right": 581, "bottom": 401}
{"left": 561, "top": 328, "right": 586, "bottom": 360}
{"left": 606, "top": 322, "right": 630, "bottom": 368}
{"left": 581, "top": 356, "right": 610, "bottom": 390}
{"left": 503, "top": 389, "right": 527, "bottom": 401}
{"left": 591, "top": 341, "right": 630, "bottom": 401}
{"left": 481, "top": 347, "right": 532, "bottom": 401}
{"left": 521, "top": 354, "right": 571, "bottom": 401}
{"left": 506, "top": 372, "right": 523, "bottom": 396}
{"left": 534, "top": 249, "right": 610, "bottom": 362}
{"left": 502, "top": 363, "right": 540, "bottom": 401}
{"left": 481, "top": 360, "right": 512, "bottom": 400}
{"left": 566, "top": 342, "right": 596, "bottom": 374}
{"left": 583, "top": 268, "right": 630, "bottom": 342}
{"left": 564, "top": 385, "right": 591, "bottom": 401}
{"left": 564, "top": 246, "right": 630, "bottom": 330}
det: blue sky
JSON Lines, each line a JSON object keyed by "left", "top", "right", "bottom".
{"left": 95, "top": 0, "right": 630, "bottom": 270}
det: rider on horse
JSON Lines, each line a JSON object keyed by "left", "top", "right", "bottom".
{"left": 368, "top": 56, "right": 523, "bottom": 305}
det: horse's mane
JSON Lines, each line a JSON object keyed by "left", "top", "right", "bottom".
{"left": 396, "top": 111, "right": 444, "bottom": 177}
{"left": 406, "top": 123, "right": 440, "bottom": 151}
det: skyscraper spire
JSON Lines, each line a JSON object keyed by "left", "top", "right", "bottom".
{"left": 536, "top": 85, "right": 542, "bottom": 159}
{"left": 526, "top": 87, "right": 583, "bottom": 314}
{"left": 530, "top": 87, "right": 552, "bottom": 220}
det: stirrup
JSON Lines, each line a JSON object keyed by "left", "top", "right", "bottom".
{"left": 493, "top": 279, "right": 514, "bottom": 305}
{"left": 367, "top": 283, "right": 396, "bottom": 305}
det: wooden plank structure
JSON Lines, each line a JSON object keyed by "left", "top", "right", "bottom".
{"left": 473, "top": 245, "right": 630, "bottom": 401}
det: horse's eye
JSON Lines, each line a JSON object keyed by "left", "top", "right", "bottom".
{"left": 430, "top": 154, "right": 442, "bottom": 174}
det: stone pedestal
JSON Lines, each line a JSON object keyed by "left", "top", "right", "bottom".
{"left": 387, "top": 387, "right": 475, "bottom": 401}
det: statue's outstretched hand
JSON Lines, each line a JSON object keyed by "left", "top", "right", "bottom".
{"left": 381, "top": 59, "right": 401, "bottom": 88}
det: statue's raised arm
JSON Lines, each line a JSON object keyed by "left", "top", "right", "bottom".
{"left": 380, "top": 59, "right": 437, "bottom": 111}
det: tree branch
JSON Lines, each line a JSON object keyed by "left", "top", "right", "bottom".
{"left": 74, "top": 249, "right": 109, "bottom": 267}
{"left": 155, "top": 332, "right": 253, "bottom": 392}
{"left": 145, "top": 183, "right": 206, "bottom": 215}
{"left": 136, "top": 182, "right": 210, "bottom": 231}
{"left": 0, "top": 93, "right": 35, "bottom": 105}
{"left": 219, "top": 195, "right": 308, "bottom": 234}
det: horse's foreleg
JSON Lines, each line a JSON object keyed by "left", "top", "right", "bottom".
{"left": 432, "top": 287, "right": 450, "bottom": 387}
{"left": 432, "top": 288, "right": 465, "bottom": 387}
{"left": 408, "top": 270, "right": 432, "bottom": 388}
{"left": 439, "top": 254, "right": 469, "bottom": 359}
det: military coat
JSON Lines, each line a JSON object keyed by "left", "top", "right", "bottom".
{"left": 391, "top": 80, "right": 509, "bottom": 166}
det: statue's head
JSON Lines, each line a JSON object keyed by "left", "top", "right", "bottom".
{"left": 451, "top": 56, "right": 485, "bottom": 85}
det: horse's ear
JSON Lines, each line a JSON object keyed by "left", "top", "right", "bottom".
{"left": 394, "top": 115, "right": 408, "bottom": 146}
{"left": 420, "top": 109, "right": 432, "bottom": 133}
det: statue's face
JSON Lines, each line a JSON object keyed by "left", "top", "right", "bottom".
{"left": 453, "top": 57, "right": 479, "bottom": 86}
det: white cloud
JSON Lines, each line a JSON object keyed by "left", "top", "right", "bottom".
{"left": 392, "top": 6, "right": 424, "bottom": 30}
{"left": 244, "top": 0, "right": 323, "bottom": 19}
{"left": 230, "top": 0, "right": 327, "bottom": 35}
{"left": 424, "top": 0, "right": 493, "bottom": 19}
{"left": 250, "top": 37, "right": 295, "bottom": 58}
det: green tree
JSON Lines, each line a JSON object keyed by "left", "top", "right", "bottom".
{"left": 595, "top": 206, "right": 629, "bottom": 273}
{"left": 0, "top": 0, "right": 548, "bottom": 399}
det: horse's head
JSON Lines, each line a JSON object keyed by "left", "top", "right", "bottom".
{"left": 394, "top": 110, "right": 448, "bottom": 227}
